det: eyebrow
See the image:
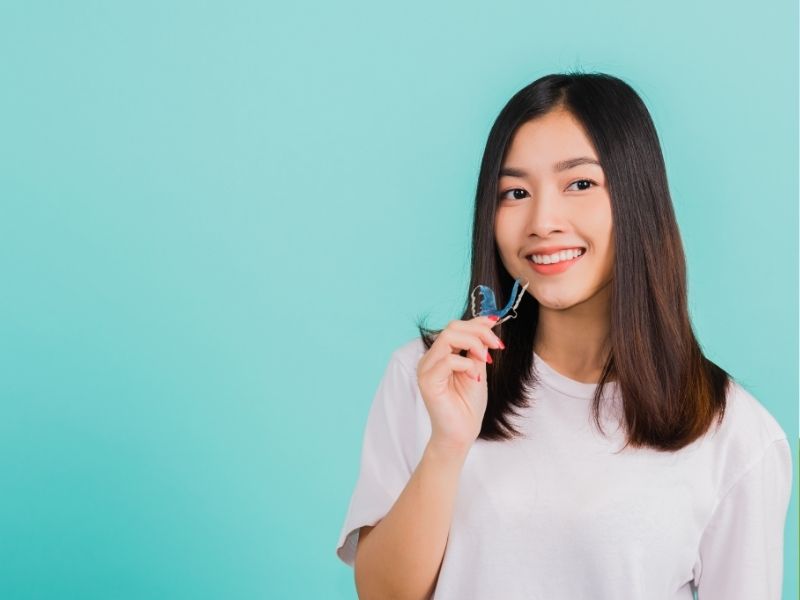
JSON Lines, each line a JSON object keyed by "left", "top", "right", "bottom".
{"left": 499, "top": 157, "right": 602, "bottom": 177}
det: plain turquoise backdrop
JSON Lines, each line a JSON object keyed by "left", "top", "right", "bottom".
{"left": 1, "top": 1, "right": 797, "bottom": 598}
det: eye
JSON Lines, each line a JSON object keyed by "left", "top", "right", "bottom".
{"left": 498, "top": 188, "right": 529, "bottom": 201}
{"left": 566, "top": 179, "right": 597, "bottom": 191}
{"left": 499, "top": 180, "right": 598, "bottom": 201}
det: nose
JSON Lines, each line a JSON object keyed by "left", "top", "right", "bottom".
{"left": 525, "top": 186, "right": 566, "bottom": 238}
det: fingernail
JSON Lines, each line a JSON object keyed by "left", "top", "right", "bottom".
{"left": 497, "top": 338, "right": 505, "bottom": 349}
{"left": 485, "top": 352, "right": 492, "bottom": 364}
{"left": 488, "top": 315, "right": 499, "bottom": 322}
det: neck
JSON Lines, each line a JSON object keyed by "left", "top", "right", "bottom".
{"left": 533, "top": 281, "right": 612, "bottom": 384}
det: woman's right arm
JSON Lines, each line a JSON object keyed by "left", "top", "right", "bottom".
{"left": 353, "top": 440, "right": 469, "bottom": 600}
{"left": 354, "top": 315, "right": 503, "bottom": 600}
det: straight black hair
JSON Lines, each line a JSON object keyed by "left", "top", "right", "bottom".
{"left": 416, "top": 71, "right": 732, "bottom": 452}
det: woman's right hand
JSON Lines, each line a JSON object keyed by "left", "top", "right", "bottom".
{"left": 416, "top": 315, "right": 505, "bottom": 455}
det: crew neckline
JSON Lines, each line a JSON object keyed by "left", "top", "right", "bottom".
{"left": 532, "top": 351, "right": 617, "bottom": 400}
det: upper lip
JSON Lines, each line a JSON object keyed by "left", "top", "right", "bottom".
{"left": 525, "top": 245, "right": 586, "bottom": 257}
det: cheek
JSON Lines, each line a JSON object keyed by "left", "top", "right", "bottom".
{"left": 586, "top": 208, "right": 613, "bottom": 252}
{"left": 597, "top": 229, "right": 615, "bottom": 276}
{"left": 494, "top": 212, "right": 518, "bottom": 257}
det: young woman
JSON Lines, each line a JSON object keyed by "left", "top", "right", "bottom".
{"left": 335, "top": 72, "right": 793, "bottom": 599}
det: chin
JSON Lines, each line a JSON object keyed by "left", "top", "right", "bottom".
{"left": 530, "top": 284, "right": 594, "bottom": 309}
{"left": 540, "top": 300, "right": 578, "bottom": 311}
{"left": 533, "top": 294, "right": 580, "bottom": 310}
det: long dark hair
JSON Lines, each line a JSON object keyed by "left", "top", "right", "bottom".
{"left": 416, "top": 71, "right": 732, "bottom": 452}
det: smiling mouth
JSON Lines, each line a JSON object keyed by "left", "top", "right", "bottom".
{"left": 526, "top": 248, "right": 586, "bottom": 265}
{"left": 525, "top": 248, "right": 586, "bottom": 275}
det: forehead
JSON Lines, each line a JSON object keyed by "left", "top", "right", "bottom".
{"left": 503, "top": 110, "right": 597, "bottom": 164}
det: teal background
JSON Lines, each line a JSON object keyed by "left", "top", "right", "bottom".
{"left": 1, "top": 1, "right": 797, "bottom": 598}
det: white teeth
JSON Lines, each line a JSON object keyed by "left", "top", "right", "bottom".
{"left": 530, "top": 248, "right": 584, "bottom": 265}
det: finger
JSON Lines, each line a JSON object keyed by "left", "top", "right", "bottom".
{"left": 419, "top": 351, "right": 480, "bottom": 387}
{"left": 437, "top": 353, "right": 482, "bottom": 383}
{"left": 468, "top": 318, "right": 505, "bottom": 350}
{"left": 457, "top": 315, "right": 499, "bottom": 329}
{"left": 426, "top": 328, "right": 490, "bottom": 370}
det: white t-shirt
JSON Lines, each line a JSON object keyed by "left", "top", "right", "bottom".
{"left": 335, "top": 337, "right": 793, "bottom": 599}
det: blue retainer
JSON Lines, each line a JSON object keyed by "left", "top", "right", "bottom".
{"left": 470, "top": 277, "right": 529, "bottom": 326}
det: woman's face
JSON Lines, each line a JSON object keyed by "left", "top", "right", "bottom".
{"left": 494, "top": 108, "right": 614, "bottom": 311}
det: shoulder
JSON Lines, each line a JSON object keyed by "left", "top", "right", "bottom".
{"left": 703, "top": 378, "right": 790, "bottom": 487}
{"left": 388, "top": 336, "right": 428, "bottom": 378}
{"left": 372, "top": 336, "right": 428, "bottom": 412}
{"left": 714, "top": 378, "right": 788, "bottom": 445}
{"left": 372, "top": 337, "right": 432, "bottom": 460}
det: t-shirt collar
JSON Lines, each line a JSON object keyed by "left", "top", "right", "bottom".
{"left": 532, "top": 351, "right": 617, "bottom": 400}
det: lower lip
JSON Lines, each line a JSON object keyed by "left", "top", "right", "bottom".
{"left": 527, "top": 251, "right": 585, "bottom": 275}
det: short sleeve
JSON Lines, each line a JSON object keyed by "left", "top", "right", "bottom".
{"left": 335, "top": 350, "right": 421, "bottom": 567}
{"left": 692, "top": 437, "right": 793, "bottom": 599}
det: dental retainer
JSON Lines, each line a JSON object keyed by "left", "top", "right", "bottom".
{"left": 470, "top": 277, "right": 529, "bottom": 326}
